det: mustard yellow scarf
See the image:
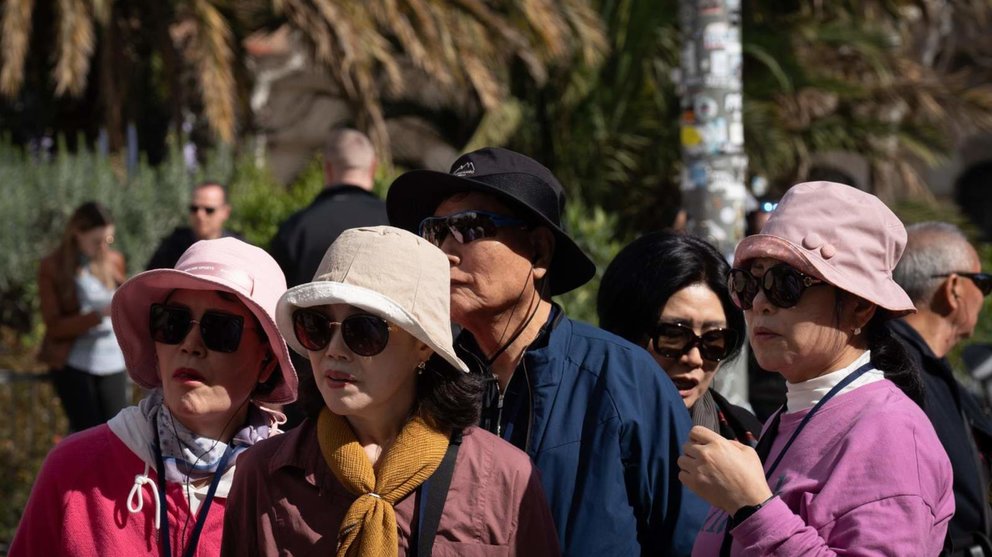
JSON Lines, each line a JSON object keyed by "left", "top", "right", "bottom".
{"left": 317, "top": 407, "right": 449, "bottom": 557}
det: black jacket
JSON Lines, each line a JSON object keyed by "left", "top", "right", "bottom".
{"left": 145, "top": 227, "right": 242, "bottom": 270}
{"left": 269, "top": 185, "right": 388, "bottom": 288}
{"left": 890, "top": 319, "right": 992, "bottom": 552}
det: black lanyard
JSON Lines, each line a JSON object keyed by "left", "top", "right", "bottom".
{"left": 152, "top": 418, "right": 234, "bottom": 557}
{"left": 761, "top": 361, "right": 874, "bottom": 479}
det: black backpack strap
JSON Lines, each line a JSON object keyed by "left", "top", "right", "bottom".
{"left": 414, "top": 429, "right": 463, "bottom": 557}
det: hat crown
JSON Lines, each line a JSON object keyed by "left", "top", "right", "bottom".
{"left": 312, "top": 226, "right": 453, "bottom": 350}
{"left": 761, "top": 181, "right": 907, "bottom": 271}
{"left": 176, "top": 237, "right": 286, "bottom": 313}
{"left": 448, "top": 147, "right": 565, "bottom": 225}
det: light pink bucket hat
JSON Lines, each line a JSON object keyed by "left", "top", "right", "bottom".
{"left": 111, "top": 237, "right": 298, "bottom": 404}
{"left": 734, "top": 181, "right": 915, "bottom": 317}
{"left": 276, "top": 226, "right": 469, "bottom": 372}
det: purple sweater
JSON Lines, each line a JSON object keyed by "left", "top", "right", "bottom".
{"left": 692, "top": 379, "right": 954, "bottom": 556}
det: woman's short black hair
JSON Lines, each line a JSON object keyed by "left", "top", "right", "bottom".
{"left": 597, "top": 231, "right": 746, "bottom": 360}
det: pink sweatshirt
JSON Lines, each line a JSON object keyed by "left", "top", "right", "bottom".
{"left": 10, "top": 424, "right": 226, "bottom": 556}
{"left": 692, "top": 380, "right": 954, "bottom": 556}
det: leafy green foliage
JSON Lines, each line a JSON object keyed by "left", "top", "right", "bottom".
{"left": 557, "top": 197, "right": 624, "bottom": 325}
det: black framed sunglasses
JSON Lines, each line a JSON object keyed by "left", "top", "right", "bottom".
{"left": 728, "top": 264, "right": 825, "bottom": 310}
{"left": 188, "top": 204, "right": 218, "bottom": 216}
{"left": 651, "top": 322, "right": 739, "bottom": 362}
{"left": 150, "top": 303, "right": 247, "bottom": 353}
{"left": 932, "top": 272, "right": 992, "bottom": 296}
{"left": 418, "top": 210, "right": 528, "bottom": 247}
{"left": 292, "top": 309, "right": 392, "bottom": 357}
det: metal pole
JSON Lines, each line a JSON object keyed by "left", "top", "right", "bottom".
{"left": 678, "top": 0, "right": 750, "bottom": 408}
{"left": 678, "top": 0, "right": 747, "bottom": 260}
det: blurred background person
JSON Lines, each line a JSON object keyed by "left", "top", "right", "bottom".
{"left": 682, "top": 181, "right": 953, "bottom": 555}
{"left": 224, "top": 226, "right": 558, "bottom": 555}
{"left": 891, "top": 221, "right": 992, "bottom": 556}
{"left": 598, "top": 231, "right": 761, "bottom": 444}
{"left": 37, "top": 201, "right": 128, "bottom": 433}
{"left": 146, "top": 181, "right": 240, "bottom": 270}
{"left": 270, "top": 128, "right": 388, "bottom": 289}
{"left": 11, "top": 238, "right": 298, "bottom": 556}
{"left": 270, "top": 128, "right": 389, "bottom": 429}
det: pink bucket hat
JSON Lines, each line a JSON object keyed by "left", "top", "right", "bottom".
{"left": 111, "top": 237, "right": 298, "bottom": 404}
{"left": 734, "top": 181, "right": 915, "bottom": 317}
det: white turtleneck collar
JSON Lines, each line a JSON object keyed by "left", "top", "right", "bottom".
{"left": 784, "top": 350, "right": 883, "bottom": 413}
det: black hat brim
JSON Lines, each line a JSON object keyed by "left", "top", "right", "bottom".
{"left": 387, "top": 169, "right": 596, "bottom": 296}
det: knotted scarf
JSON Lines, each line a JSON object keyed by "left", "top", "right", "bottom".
{"left": 317, "top": 407, "right": 449, "bottom": 557}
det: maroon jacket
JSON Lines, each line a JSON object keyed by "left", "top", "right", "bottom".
{"left": 221, "top": 420, "right": 560, "bottom": 556}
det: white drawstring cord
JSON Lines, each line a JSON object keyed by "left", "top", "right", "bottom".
{"left": 127, "top": 462, "right": 161, "bottom": 531}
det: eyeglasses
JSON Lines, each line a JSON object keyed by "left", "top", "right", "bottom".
{"left": 150, "top": 304, "right": 248, "bottom": 353}
{"left": 292, "top": 310, "right": 392, "bottom": 356}
{"left": 188, "top": 204, "right": 218, "bottom": 216}
{"left": 931, "top": 272, "right": 992, "bottom": 296}
{"left": 418, "top": 210, "right": 528, "bottom": 247}
{"left": 651, "top": 322, "right": 739, "bottom": 362}
{"left": 728, "top": 264, "right": 825, "bottom": 310}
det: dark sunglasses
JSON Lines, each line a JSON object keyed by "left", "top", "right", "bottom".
{"left": 150, "top": 303, "right": 247, "bottom": 353}
{"left": 651, "top": 322, "right": 739, "bottom": 362}
{"left": 932, "top": 272, "right": 992, "bottom": 296}
{"left": 418, "top": 210, "right": 528, "bottom": 247}
{"left": 728, "top": 264, "right": 825, "bottom": 310}
{"left": 188, "top": 204, "right": 218, "bottom": 216}
{"left": 292, "top": 310, "right": 392, "bottom": 357}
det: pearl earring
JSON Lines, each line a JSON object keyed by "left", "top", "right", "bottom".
{"left": 852, "top": 326, "right": 862, "bottom": 335}
{"left": 417, "top": 361, "right": 426, "bottom": 375}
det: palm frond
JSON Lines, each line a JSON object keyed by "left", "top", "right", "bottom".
{"left": 0, "top": 0, "right": 33, "bottom": 97}
{"left": 53, "top": 0, "right": 94, "bottom": 97}
{"left": 187, "top": 0, "right": 238, "bottom": 143}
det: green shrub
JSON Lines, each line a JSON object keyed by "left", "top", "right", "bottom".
{"left": 557, "top": 198, "right": 625, "bottom": 325}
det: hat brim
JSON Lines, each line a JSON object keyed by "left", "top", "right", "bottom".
{"left": 111, "top": 268, "right": 298, "bottom": 404}
{"left": 735, "top": 234, "right": 916, "bottom": 318}
{"left": 276, "top": 281, "right": 469, "bottom": 373}
{"left": 387, "top": 169, "right": 596, "bottom": 295}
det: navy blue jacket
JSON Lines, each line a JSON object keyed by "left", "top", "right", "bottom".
{"left": 890, "top": 319, "right": 992, "bottom": 552}
{"left": 458, "top": 308, "right": 707, "bottom": 556}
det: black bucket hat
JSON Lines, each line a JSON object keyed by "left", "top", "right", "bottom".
{"left": 386, "top": 147, "right": 596, "bottom": 295}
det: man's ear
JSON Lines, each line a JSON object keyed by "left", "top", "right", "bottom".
{"left": 530, "top": 228, "right": 555, "bottom": 280}
{"left": 934, "top": 275, "right": 960, "bottom": 315}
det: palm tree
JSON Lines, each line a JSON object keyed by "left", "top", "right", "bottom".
{"left": 513, "top": 0, "right": 992, "bottom": 240}
{"left": 0, "top": 0, "right": 606, "bottom": 157}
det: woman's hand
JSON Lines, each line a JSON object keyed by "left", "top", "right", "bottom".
{"left": 678, "top": 426, "right": 773, "bottom": 514}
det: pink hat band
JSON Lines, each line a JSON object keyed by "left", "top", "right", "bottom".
{"left": 734, "top": 181, "right": 915, "bottom": 317}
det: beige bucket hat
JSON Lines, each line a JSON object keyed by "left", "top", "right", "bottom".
{"left": 275, "top": 226, "right": 468, "bottom": 372}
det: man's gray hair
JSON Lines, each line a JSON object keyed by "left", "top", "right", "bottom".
{"left": 324, "top": 128, "right": 375, "bottom": 171}
{"left": 893, "top": 221, "right": 974, "bottom": 304}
